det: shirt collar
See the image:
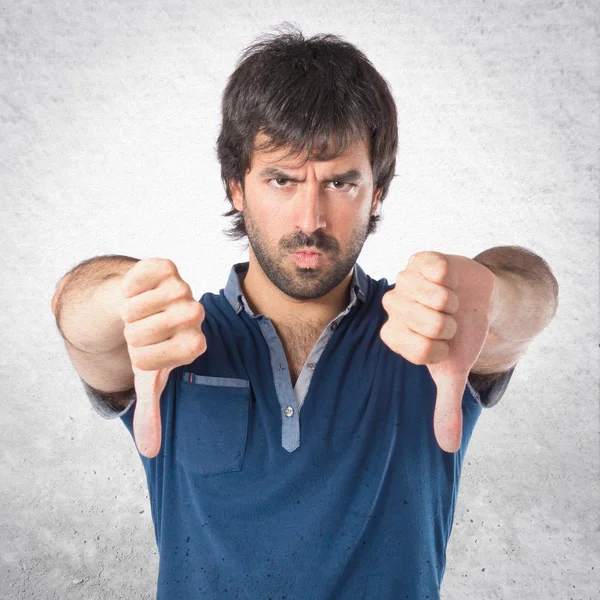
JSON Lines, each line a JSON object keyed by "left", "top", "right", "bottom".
{"left": 224, "top": 262, "right": 368, "bottom": 316}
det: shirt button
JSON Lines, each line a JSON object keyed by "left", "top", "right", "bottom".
{"left": 284, "top": 406, "right": 294, "bottom": 417}
{"left": 330, "top": 323, "right": 338, "bottom": 331}
{"left": 307, "top": 362, "right": 315, "bottom": 370}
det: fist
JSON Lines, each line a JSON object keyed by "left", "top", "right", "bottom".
{"left": 120, "top": 258, "right": 207, "bottom": 372}
{"left": 120, "top": 258, "right": 207, "bottom": 457}
{"left": 380, "top": 251, "right": 496, "bottom": 453}
{"left": 380, "top": 252, "right": 460, "bottom": 365}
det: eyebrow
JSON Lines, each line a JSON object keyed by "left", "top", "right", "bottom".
{"left": 257, "top": 167, "right": 364, "bottom": 183}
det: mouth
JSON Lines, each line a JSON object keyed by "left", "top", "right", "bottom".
{"left": 292, "top": 250, "right": 323, "bottom": 268}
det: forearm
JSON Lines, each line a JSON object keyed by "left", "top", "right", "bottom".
{"left": 52, "top": 254, "right": 139, "bottom": 354}
{"left": 471, "top": 245, "right": 558, "bottom": 374}
{"left": 473, "top": 245, "right": 558, "bottom": 341}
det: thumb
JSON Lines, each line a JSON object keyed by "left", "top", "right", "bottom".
{"left": 132, "top": 365, "right": 172, "bottom": 458}
{"left": 427, "top": 255, "right": 496, "bottom": 454}
{"left": 431, "top": 369, "right": 467, "bottom": 453}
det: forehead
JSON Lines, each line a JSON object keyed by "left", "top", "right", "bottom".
{"left": 249, "top": 131, "right": 370, "bottom": 170}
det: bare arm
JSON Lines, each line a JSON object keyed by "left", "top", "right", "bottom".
{"left": 52, "top": 254, "right": 140, "bottom": 411}
{"left": 470, "top": 245, "right": 559, "bottom": 377}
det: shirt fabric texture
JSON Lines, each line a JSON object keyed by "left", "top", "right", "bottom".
{"left": 80, "top": 262, "right": 515, "bottom": 600}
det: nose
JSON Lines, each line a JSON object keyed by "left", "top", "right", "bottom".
{"left": 293, "top": 180, "right": 327, "bottom": 235}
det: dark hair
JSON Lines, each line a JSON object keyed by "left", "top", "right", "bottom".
{"left": 216, "top": 22, "right": 398, "bottom": 241}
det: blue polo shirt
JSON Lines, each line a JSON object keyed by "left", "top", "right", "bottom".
{"left": 81, "top": 261, "right": 515, "bottom": 599}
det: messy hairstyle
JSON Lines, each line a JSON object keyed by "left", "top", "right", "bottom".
{"left": 216, "top": 22, "right": 398, "bottom": 241}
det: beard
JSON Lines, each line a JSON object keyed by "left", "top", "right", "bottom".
{"left": 243, "top": 202, "right": 370, "bottom": 300}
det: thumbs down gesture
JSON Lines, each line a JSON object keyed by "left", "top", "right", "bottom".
{"left": 380, "top": 251, "right": 497, "bottom": 453}
{"left": 119, "top": 258, "right": 208, "bottom": 458}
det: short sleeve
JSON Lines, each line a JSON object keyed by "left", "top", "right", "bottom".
{"left": 466, "top": 365, "right": 517, "bottom": 408}
{"left": 78, "top": 375, "right": 136, "bottom": 419}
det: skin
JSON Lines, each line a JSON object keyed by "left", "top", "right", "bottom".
{"left": 229, "top": 132, "right": 382, "bottom": 329}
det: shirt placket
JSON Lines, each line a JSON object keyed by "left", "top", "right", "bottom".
{"left": 258, "top": 297, "right": 358, "bottom": 452}
{"left": 257, "top": 317, "right": 300, "bottom": 452}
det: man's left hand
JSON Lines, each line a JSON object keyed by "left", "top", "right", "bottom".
{"left": 380, "top": 251, "right": 497, "bottom": 453}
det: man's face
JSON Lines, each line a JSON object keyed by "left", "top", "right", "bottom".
{"left": 230, "top": 133, "right": 382, "bottom": 300}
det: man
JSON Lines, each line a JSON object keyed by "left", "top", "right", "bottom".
{"left": 51, "top": 25, "right": 558, "bottom": 600}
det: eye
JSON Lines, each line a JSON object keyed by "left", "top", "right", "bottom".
{"left": 268, "top": 179, "right": 355, "bottom": 192}
{"left": 270, "top": 178, "right": 293, "bottom": 188}
{"left": 329, "top": 181, "right": 354, "bottom": 192}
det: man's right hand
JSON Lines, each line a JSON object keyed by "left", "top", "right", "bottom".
{"left": 119, "top": 258, "right": 207, "bottom": 458}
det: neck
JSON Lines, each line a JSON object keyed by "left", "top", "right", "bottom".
{"left": 240, "top": 250, "right": 354, "bottom": 328}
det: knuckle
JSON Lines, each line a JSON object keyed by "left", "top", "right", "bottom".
{"left": 193, "top": 301, "right": 205, "bottom": 321}
{"left": 139, "top": 257, "right": 156, "bottom": 268}
{"left": 381, "top": 291, "right": 391, "bottom": 311}
{"left": 395, "top": 268, "right": 407, "bottom": 282}
{"left": 173, "top": 278, "right": 191, "bottom": 299}
{"left": 435, "top": 287, "right": 451, "bottom": 310}
{"left": 409, "top": 352, "right": 426, "bottom": 365}
{"left": 185, "top": 301, "right": 203, "bottom": 323}
{"left": 414, "top": 251, "right": 448, "bottom": 281}
{"left": 380, "top": 323, "right": 396, "bottom": 348}
{"left": 191, "top": 334, "right": 207, "bottom": 355}
{"left": 381, "top": 327, "right": 402, "bottom": 356}
{"left": 429, "top": 314, "right": 447, "bottom": 338}
{"left": 408, "top": 349, "right": 426, "bottom": 365}
{"left": 411, "top": 250, "right": 438, "bottom": 265}
{"left": 380, "top": 322, "right": 390, "bottom": 342}
{"left": 422, "top": 250, "right": 444, "bottom": 261}
{"left": 433, "top": 254, "right": 449, "bottom": 279}
{"left": 383, "top": 290, "right": 403, "bottom": 314}
{"left": 183, "top": 333, "right": 203, "bottom": 357}
{"left": 160, "top": 258, "right": 178, "bottom": 275}
{"left": 408, "top": 252, "right": 423, "bottom": 266}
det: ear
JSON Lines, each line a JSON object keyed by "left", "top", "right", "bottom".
{"left": 371, "top": 188, "right": 383, "bottom": 215}
{"left": 230, "top": 178, "right": 244, "bottom": 212}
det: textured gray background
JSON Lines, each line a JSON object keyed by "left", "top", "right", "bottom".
{"left": 1, "top": 0, "right": 598, "bottom": 598}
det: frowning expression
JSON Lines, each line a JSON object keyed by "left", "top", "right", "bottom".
{"left": 230, "top": 133, "right": 382, "bottom": 300}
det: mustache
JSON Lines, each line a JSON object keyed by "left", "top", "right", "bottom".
{"left": 279, "top": 230, "right": 340, "bottom": 253}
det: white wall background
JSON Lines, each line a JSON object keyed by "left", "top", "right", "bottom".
{"left": 1, "top": 1, "right": 598, "bottom": 598}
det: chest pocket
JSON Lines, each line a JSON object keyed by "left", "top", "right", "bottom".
{"left": 175, "top": 373, "right": 250, "bottom": 477}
